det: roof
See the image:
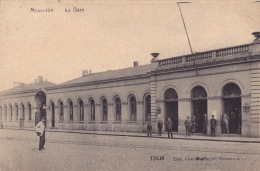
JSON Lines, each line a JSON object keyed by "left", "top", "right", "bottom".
{"left": 54, "top": 64, "right": 154, "bottom": 88}
{"left": 0, "top": 81, "right": 56, "bottom": 96}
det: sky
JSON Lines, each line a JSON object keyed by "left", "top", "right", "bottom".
{"left": 0, "top": 0, "right": 259, "bottom": 91}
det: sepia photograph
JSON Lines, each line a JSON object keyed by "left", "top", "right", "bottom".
{"left": 0, "top": 0, "right": 260, "bottom": 170}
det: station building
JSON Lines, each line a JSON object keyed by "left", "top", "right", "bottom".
{"left": 0, "top": 32, "right": 260, "bottom": 137}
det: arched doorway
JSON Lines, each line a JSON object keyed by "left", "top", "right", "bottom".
{"left": 35, "top": 91, "right": 46, "bottom": 125}
{"left": 222, "top": 83, "right": 242, "bottom": 134}
{"left": 164, "top": 88, "right": 178, "bottom": 132}
{"left": 191, "top": 86, "right": 207, "bottom": 133}
{"left": 50, "top": 102, "right": 55, "bottom": 128}
{"left": 20, "top": 104, "right": 25, "bottom": 128}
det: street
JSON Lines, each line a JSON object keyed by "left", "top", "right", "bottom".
{"left": 0, "top": 129, "right": 259, "bottom": 171}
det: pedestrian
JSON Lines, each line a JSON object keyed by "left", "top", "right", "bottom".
{"left": 166, "top": 117, "right": 173, "bottom": 139}
{"left": 210, "top": 115, "right": 217, "bottom": 136}
{"left": 35, "top": 117, "right": 46, "bottom": 150}
{"left": 147, "top": 122, "right": 152, "bottom": 137}
{"left": 184, "top": 116, "right": 191, "bottom": 136}
{"left": 222, "top": 113, "right": 229, "bottom": 135}
{"left": 157, "top": 120, "right": 163, "bottom": 136}
{"left": 191, "top": 116, "right": 196, "bottom": 133}
{"left": 203, "top": 113, "right": 208, "bottom": 135}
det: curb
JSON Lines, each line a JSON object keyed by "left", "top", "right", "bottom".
{"left": 3, "top": 127, "right": 260, "bottom": 143}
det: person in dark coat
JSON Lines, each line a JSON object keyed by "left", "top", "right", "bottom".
{"left": 184, "top": 116, "right": 191, "bottom": 136}
{"left": 210, "top": 115, "right": 217, "bottom": 137}
{"left": 166, "top": 117, "right": 173, "bottom": 139}
{"left": 203, "top": 114, "right": 208, "bottom": 135}
{"left": 191, "top": 116, "right": 196, "bottom": 133}
{"left": 147, "top": 123, "right": 152, "bottom": 137}
{"left": 157, "top": 120, "right": 163, "bottom": 136}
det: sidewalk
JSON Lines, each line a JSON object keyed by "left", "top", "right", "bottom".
{"left": 3, "top": 127, "right": 260, "bottom": 143}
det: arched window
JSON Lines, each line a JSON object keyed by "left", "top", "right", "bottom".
{"left": 102, "top": 98, "right": 108, "bottom": 121}
{"left": 68, "top": 100, "right": 73, "bottom": 121}
{"left": 115, "top": 97, "right": 121, "bottom": 121}
{"left": 59, "top": 101, "right": 64, "bottom": 121}
{"left": 4, "top": 105, "right": 7, "bottom": 120}
{"left": 129, "top": 96, "right": 137, "bottom": 121}
{"left": 21, "top": 104, "right": 25, "bottom": 119}
{"left": 28, "top": 103, "right": 32, "bottom": 120}
{"left": 0, "top": 106, "right": 2, "bottom": 121}
{"left": 145, "top": 95, "right": 151, "bottom": 121}
{"left": 90, "top": 99, "right": 95, "bottom": 121}
{"left": 222, "top": 83, "right": 241, "bottom": 98}
{"left": 191, "top": 86, "right": 207, "bottom": 99}
{"left": 15, "top": 104, "right": 19, "bottom": 120}
{"left": 10, "top": 105, "right": 13, "bottom": 121}
{"left": 78, "top": 100, "right": 84, "bottom": 121}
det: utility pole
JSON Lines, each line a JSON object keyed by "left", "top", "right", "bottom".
{"left": 177, "top": 2, "right": 198, "bottom": 76}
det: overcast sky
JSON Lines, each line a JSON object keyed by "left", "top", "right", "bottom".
{"left": 0, "top": 0, "right": 259, "bottom": 91}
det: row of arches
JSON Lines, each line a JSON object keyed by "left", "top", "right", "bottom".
{"left": 0, "top": 103, "right": 32, "bottom": 122}
{"left": 165, "top": 83, "right": 242, "bottom": 134}
{"left": 48, "top": 94, "right": 152, "bottom": 128}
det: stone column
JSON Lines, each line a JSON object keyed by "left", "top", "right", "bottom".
{"left": 121, "top": 102, "right": 128, "bottom": 131}
{"left": 207, "top": 98, "right": 222, "bottom": 136}
{"left": 178, "top": 100, "right": 191, "bottom": 135}
{"left": 250, "top": 62, "right": 260, "bottom": 137}
{"left": 95, "top": 103, "right": 101, "bottom": 131}
{"left": 150, "top": 75, "right": 157, "bottom": 133}
{"left": 107, "top": 103, "right": 113, "bottom": 131}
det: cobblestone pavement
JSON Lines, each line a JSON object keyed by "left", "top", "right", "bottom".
{"left": 0, "top": 129, "right": 260, "bottom": 171}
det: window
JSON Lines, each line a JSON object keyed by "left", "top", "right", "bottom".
{"left": 115, "top": 98, "right": 121, "bottom": 121}
{"left": 15, "top": 104, "right": 18, "bottom": 120}
{"left": 90, "top": 99, "right": 95, "bottom": 121}
{"left": 4, "top": 106, "right": 7, "bottom": 120}
{"left": 68, "top": 100, "right": 73, "bottom": 121}
{"left": 28, "top": 104, "right": 32, "bottom": 120}
{"left": 10, "top": 105, "right": 13, "bottom": 120}
{"left": 129, "top": 96, "right": 137, "bottom": 121}
{"left": 21, "top": 104, "right": 25, "bottom": 119}
{"left": 145, "top": 95, "right": 151, "bottom": 121}
{"left": 102, "top": 98, "right": 108, "bottom": 121}
{"left": 79, "top": 100, "right": 84, "bottom": 121}
{"left": 0, "top": 106, "right": 2, "bottom": 121}
{"left": 59, "top": 101, "right": 64, "bottom": 120}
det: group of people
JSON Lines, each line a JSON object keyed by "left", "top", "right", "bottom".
{"left": 147, "top": 113, "right": 231, "bottom": 138}
{"left": 184, "top": 115, "right": 217, "bottom": 137}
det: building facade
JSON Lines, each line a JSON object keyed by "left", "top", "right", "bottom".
{"left": 1, "top": 32, "right": 260, "bottom": 137}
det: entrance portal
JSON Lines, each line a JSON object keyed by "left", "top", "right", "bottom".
{"left": 35, "top": 91, "right": 46, "bottom": 126}
{"left": 50, "top": 102, "right": 55, "bottom": 128}
{"left": 191, "top": 86, "right": 207, "bottom": 133}
{"left": 164, "top": 88, "right": 178, "bottom": 132}
{"left": 222, "top": 83, "right": 242, "bottom": 134}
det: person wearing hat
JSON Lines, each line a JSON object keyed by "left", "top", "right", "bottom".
{"left": 147, "top": 122, "right": 152, "bottom": 137}
{"left": 35, "top": 117, "right": 46, "bottom": 150}
{"left": 184, "top": 116, "right": 191, "bottom": 136}
{"left": 210, "top": 115, "right": 217, "bottom": 137}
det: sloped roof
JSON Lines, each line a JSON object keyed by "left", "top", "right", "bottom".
{"left": 0, "top": 81, "right": 56, "bottom": 96}
{"left": 55, "top": 64, "right": 154, "bottom": 87}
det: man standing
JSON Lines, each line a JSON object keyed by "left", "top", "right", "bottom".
{"left": 210, "top": 115, "right": 217, "bottom": 137}
{"left": 157, "top": 120, "right": 163, "bottom": 136}
{"left": 166, "top": 117, "right": 173, "bottom": 139}
{"left": 35, "top": 117, "right": 46, "bottom": 150}
{"left": 222, "top": 113, "right": 229, "bottom": 135}
{"left": 184, "top": 116, "right": 191, "bottom": 136}
{"left": 147, "top": 122, "right": 152, "bottom": 137}
{"left": 203, "top": 114, "right": 208, "bottom": 135}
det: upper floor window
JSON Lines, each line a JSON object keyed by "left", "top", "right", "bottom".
{"left": 10, "top": 105, "right": 13, "bottom": 120}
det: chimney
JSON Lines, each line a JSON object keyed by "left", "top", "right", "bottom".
{"left": 13, "top": 82, "right": 20, "bottom": 88}
{"left": 133, "top": 61, "right": 138, "bottom": 67}
{"left": 37, "top": 76, "right": 43, "bottom": 84}
{"left": 82, "top": 70, "right": 89, "bottom": 76}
